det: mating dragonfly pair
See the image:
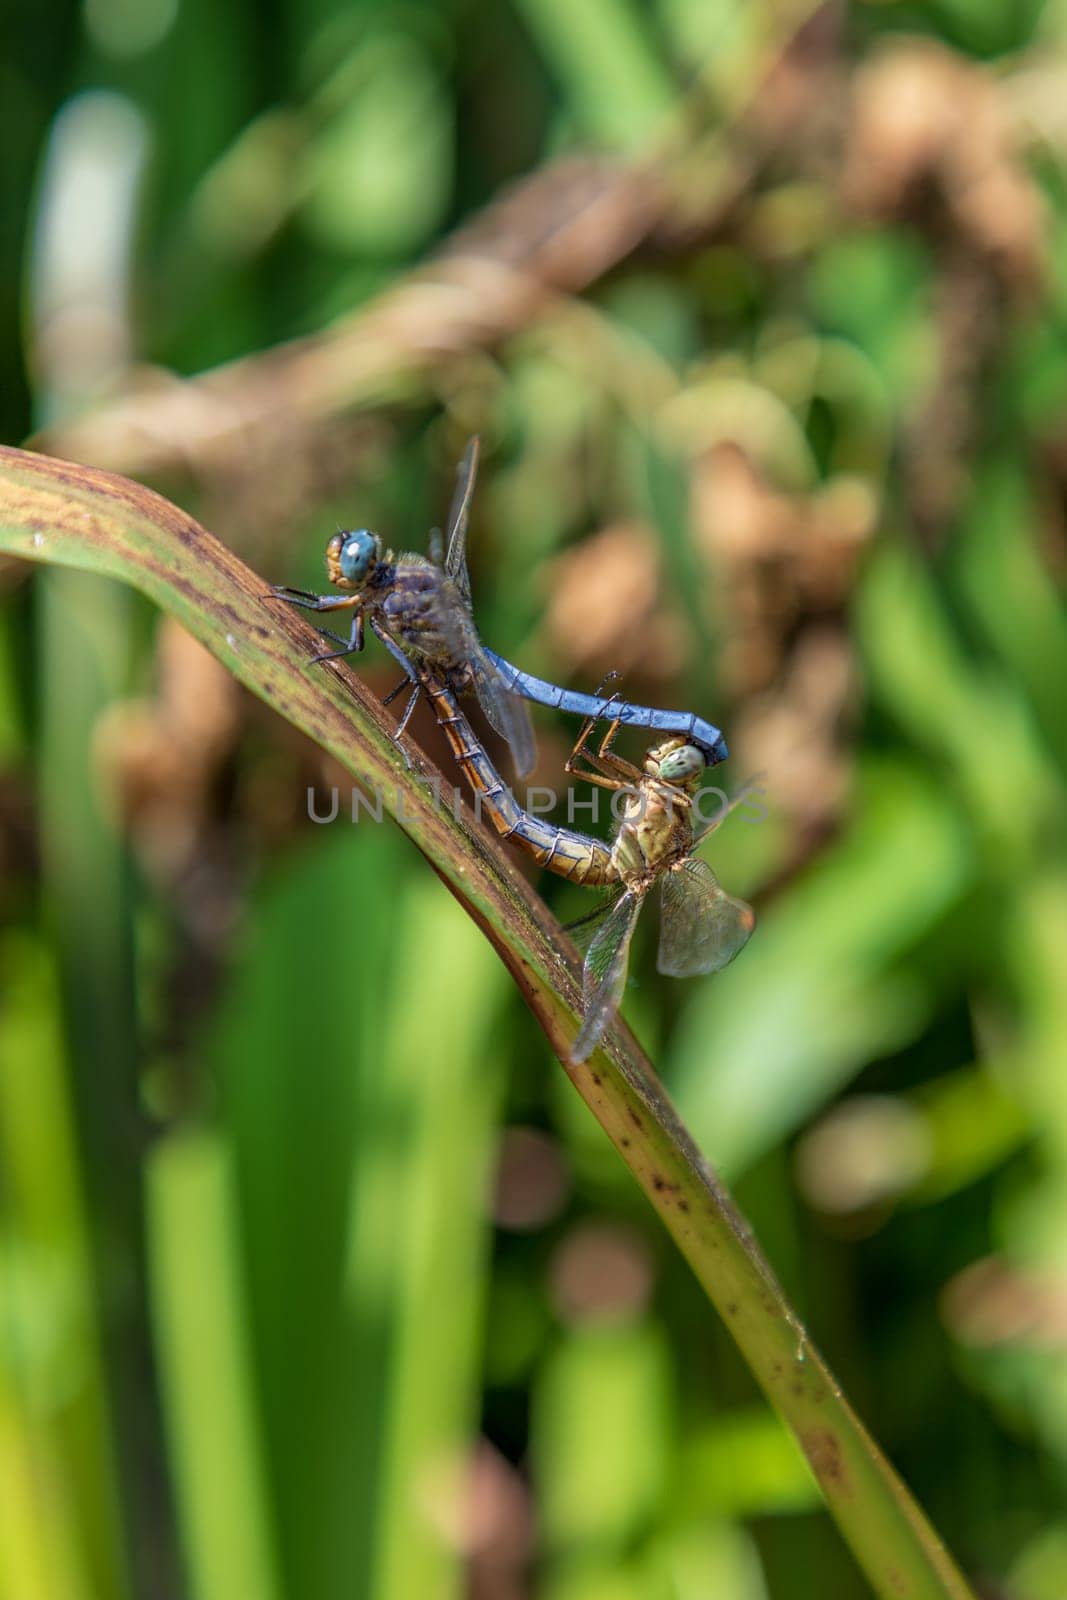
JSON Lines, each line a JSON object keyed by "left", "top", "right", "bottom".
{"left": 272, "top": 439, "right": 753, "bottom": 1062}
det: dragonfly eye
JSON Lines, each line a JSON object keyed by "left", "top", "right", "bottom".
{"left": 337, "top": 530, "right": 379, "bottom": 585}
{"left": 658, "top": 744, "right": 705, "bottom": 783}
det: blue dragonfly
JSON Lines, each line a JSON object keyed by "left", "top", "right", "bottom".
{"left": 271, "top": 438, "right": 728, "bottom": 777}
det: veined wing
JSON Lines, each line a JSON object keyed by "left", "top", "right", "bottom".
{"left": 572, "top": 890, "right": 643, "bottom": 1063}
{"left": 565, "top": 892, "right": 623, "bottom": 954}
{"left": 691, "top": 784, "right": 760, "bottom": 847}
{"left": 427, "top": 567, "right": 535, "bottom": 776}
{"left": 438, "top": 437, "right": 535, "bottom": 773}
{"left": 468, "top": 643, "right": 536, "bottom": 778}
{"left": 657, "top": 858, "right": 754, "bottom": 978}
{"left": 444, "top": 436, "right": 480, "bottom": 604}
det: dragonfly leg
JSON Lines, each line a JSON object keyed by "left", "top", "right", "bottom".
{"left": 567, "top": 711, "right": 605, "bottom": 768}
{"left": 567, "top": 766, "right": 630, "bottom": 793}
{"left": 272, "top": 587, "right": 361, "bottom": 615}
{"left": 595, "top": 715, "right": 624, "bottom": 758}
{"left": 590, "top": 671, "right": 622, "bottom": 709}
{"left": 382, "top": 676, "right": 412, "bottom": 707}
{"left": 309, "top": 610, "right": 365, "bottom": 664}
{"left": 272, "top": 589, "right": 366, "bottom": 661}
{"left": 299, "top": 625, "right": 355, "bottom": 652}
{"left": 393, "top": 682, "right": 422, "bottom": 741}
{"left": 368, "top": 615, "right": 419, "bottom": 685}
{"left": 365, "top": 617, "right": 420, "bottom": 765}
{"left": 267, "top": 584, "right": 318, "bottom": 602}
{"left": 381, "top": 687, "right": 419, "bottom": 770}
{"left": 588, "top": 714, "right": 652, "bottom": 781}
{"left": 565, "top": 713, "right": 639, "bottom": 787}
{"left": 590, "top": 722, "right": 645, "bottom": 780}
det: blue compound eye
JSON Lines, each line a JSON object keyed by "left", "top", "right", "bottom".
{"left": 339, "top": 530, "right": 378, "bottom": 584}
{"left": 659, "top": 744, "right": 704, "bottom": 783}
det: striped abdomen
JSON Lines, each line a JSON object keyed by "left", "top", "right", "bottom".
{"left": 422, "top": 676, "right": 616, "bottom": 886}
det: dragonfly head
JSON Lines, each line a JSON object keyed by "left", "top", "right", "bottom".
{"left": 647, "top": 738, "right": 705, "bottom": 789}
{"left": 327, "top": 529, "right": 382, "bottom": 590}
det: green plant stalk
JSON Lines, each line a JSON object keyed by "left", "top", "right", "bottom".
{"left": 36, "top": 564, "right": 157, "bottom": 1597}
{"left": 0, "top": 444, "right": 976, "bottom": 1600}
{"left": 146, "top": 1133, "right": 283, "bottom": 1600}
{"left": 0, "top": 934, "right": 122, "bottom": 1600}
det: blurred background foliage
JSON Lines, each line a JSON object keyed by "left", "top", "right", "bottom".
{"left": 2, "top": 0, "right": 1067, "bottom": 1596}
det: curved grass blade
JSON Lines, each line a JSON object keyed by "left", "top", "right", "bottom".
{"left": 0, "top": 443, "right": 977, "bottom": 1600}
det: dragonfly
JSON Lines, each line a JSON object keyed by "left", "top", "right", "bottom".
{"left": 271, "top": 438, "right": 729, "bottom": 778}
{"left": 420, "top": 672, "right": 754, "bottom": 1063}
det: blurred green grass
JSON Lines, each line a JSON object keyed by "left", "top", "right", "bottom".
{"left": 3, "top": 0, "right": 1067, "bottom": 1596}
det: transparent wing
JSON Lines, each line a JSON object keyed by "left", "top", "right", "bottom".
{"left": 417, "top": 559, "right": 534, "bottom": 777}
{"left": 433, "top": 438, "right": 534, "bottom": 774}
{"left": 468, "top": 644, "right": 537, "bottom": 778}
{"left": 572, "top": 890, "right": 643, "bottom": 1063}
{"left": 565, "top": 893, "right": 621, "bottom": 955}
{"left": 657, "top": 858, "right": 755, "bottom": 978}
{"left": 444, "top": 436, "right": 480, "bottom": 601}
{"left": 691, "top": 787, "right": 752, "bottom": 847}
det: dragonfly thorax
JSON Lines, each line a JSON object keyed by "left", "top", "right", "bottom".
{"left": 613, "top": 777, "right": 696, "bottom": 887}
{"left": 327, "top": 529, "right": 384, "bottom": 590}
